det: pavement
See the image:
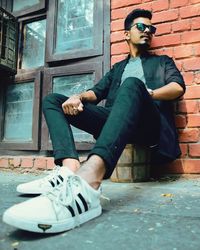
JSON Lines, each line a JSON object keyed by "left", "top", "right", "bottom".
{"left": 1, "top": 171, "right": 200, "bottom": 250}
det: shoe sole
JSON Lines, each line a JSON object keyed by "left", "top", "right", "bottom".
{"left": 16, "top": 186, "right": 43, "bottom": 195}
{"left": 3, "top": 206, "right": 102, "bottom": 233}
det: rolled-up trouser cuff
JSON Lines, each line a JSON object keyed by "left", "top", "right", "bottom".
{"left": 54, "top": 150, "right": 79, "bottom": 166}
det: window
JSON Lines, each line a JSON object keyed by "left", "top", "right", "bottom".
{"left": 0, "top": 71, "right": 41, "bottom": 150}
{"left": 0, "top": 0, "right": 110, "bottom": 154}
{"left": 11, "top": 0, "right": 46, "bottom": 17}
{"left": 42, "top": 61, "right": 102, "bottom": 150}
{"left": 20, "top": 19, "right": 46, "bottom": 69}
{"left": 46, "top": 0, "right": 103, "bottom": 61}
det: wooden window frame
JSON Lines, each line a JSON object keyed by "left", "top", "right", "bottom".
{"left": 0, "top": 71, "right": 41, "bottom": 150}
{"left": 11, "top": 0, "right": 46, "bottom": 17}
{"left": 41, "top": 61, "right": 102, "bottom": 151}
{"left": 17, "top": 15, "right": 47, "bottom": 73}
{"left": 45, "top": 0, "right": 103, "bottom": 63}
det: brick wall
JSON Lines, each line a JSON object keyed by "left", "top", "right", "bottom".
{"left": 1, "top": 0, "right": 200, "bottom": 174}
{"left": 111, "top": 0, "right": 200, "bottom": 174}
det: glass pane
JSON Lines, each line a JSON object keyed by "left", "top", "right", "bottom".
{"left": 53, "top": 74, "right": 94, "bottom": 142}
{"left": 12, "top": 0, "right": 40, "bottom": 12}
{"left": 55, "top": 0, "right": 94, "bottom": 53}
{"left": 21, "top": 19, "right": 46, "bottom": 69}
{"left": 3, "top": 82, "right": 34, "bottom": 141}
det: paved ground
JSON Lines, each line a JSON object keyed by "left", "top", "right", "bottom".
{"left": 1, "top": 171, "right": 200, "bottom": 250}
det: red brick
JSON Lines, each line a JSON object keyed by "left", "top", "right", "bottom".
{"left": 152, "top": 34, "right": 181, "bottom": 48}
{"left": 111, "top": 42, "right": 129, "bottom": 55}
{"left": 178, "top": 100, "right": 199, "bottom": 113}
{"left": 152, "top": 10, "right": 179, "bottom": 24}
{"left": 128, "top": 3, "right": 152, "bottom": 12}
{"left": 153, "top": 48, "right": 173, "bottom": 57}
{"left": 111, "top": 0, "right": 142, "bottom": 9}
{"left": 190, "top": 0, "right": 200, "bottom": 3}
{"left": 10, "top": 157, "right": 21, "bottom": 168}
{"left": 111, "top": 8, "right": 127, "bottom": 20}
{"left": 193, "top": 44, "right": 200, "bottom": 56}
{"left": 182, "top": 30, "right": 200, "bottom": 44}
{"left": 174, "top": 45, "right": 193, "bottom": 59}
{"left": 164, "top": 159, "right": 200, "bottom": 174}
{"left": 191, "top": 17, "right": 200, "bottom": 29}
{"left": 184, "top": 86, "right": 200, "bottom": 99}
{"left": 111, "top": 54, "right": 127, "bottom": 65}
{"left": 180, "top": 4, "right": 200, "bottom": 19}
{"left": 111, "top": 31, "right": 125, "bottom": 43}
{"left": 181, "top": 72, "right": 194, "bottom": 86}
{"left": 194, "top": 72, "right": 200, "bottom": 84}
{"left": 175, "top": 115, "right": 187, "bottom": 128}
{"left": 34, "top": 158, "right": 47, "bottom": 170}
{"left": 189, "top": 144, "right": 200, "bottom": 157}
{"left": 46, "top": 157, "right": 55, "bottom": 170}
{"left": 156, "top": 23, "right": 171, "bottom": 36}
{"left": 170, "top": 0, "right": 189, "bottom": 8}
{"left": 152, "top": 0, "right": 169, "bottom": 12}
{"left": 21, "top": 158, "right": 33, "bottom": 168}
{"left": 111, "top": 19, "right": 124, "bottom": 32}
{"left": 180, "top": 143, "right": 188, "bottom": 157}
{"left": 183, "top": 58, "right": 200, "bottom": 71}
{"left": 179, "top": 128, "right": 200, "bottom": 142}
{"left": 172, "top": 20, "right": 191, "bottom": 33}
{"left": 187, "top": 114, "right": 200, "bottom": 127}
{"left": 0, "top": 158, "right": 9, "bottom": 168}
{"left": 175, "top": 60, "right": 182, "bottom": 71}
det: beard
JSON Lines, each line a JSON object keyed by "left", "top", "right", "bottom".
{"left": 137, "top": 40, "right": 150, "bottom": 51}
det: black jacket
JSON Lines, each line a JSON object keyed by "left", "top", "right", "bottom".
{"left": 90, "top": 53, "right": 186, "bottom": 163}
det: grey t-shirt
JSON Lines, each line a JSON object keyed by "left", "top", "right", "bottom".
{"left": 121, "top": 57, "right": 147, "bottom": 87}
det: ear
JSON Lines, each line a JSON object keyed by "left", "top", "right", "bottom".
{"left": 124, "top": 31, "right": 130, "bottom": 41}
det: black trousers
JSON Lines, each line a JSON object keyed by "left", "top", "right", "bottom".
{"left": 43, "top": 77, "right": 161, "bottom": 179}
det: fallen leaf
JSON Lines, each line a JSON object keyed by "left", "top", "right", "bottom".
{"left": 11, "top": 242, "right": 19, "bottom": 247}
{"left": 161, "top": 193, "right": 173, "bottom": 197}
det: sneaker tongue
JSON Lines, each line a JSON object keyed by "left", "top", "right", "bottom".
{"left": 59, "top": 167, "right": 74, "bottom": 178}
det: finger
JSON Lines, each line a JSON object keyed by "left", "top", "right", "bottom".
{"left": 62, "top": 104, "right": 67, "bottom": 114}
{"left": 77, "top": 103, "right": 84, "bottom": 112}
{"left": 70, "top": 107, "right": 79, "bottom": 116}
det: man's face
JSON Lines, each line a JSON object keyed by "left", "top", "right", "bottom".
{"left": 125, "top": 17, "right": 154, "bottom": 49}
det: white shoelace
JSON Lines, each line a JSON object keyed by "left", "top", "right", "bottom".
{"left": 45, "top": 174, "right": 89, "bottom": 227}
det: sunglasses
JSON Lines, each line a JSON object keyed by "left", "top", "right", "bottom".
{"left": 130, "top": 23, "right": 156, "bottom": 34}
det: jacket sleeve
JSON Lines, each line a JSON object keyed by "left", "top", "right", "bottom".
{"left": 164, "top": 55, "right": 186, "bottom": 93}
{"left": 88, "top": 67, "right": 114, "bottom": 103}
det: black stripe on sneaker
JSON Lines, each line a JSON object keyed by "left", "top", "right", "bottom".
{"left": 56, "top": 175, "right": 64, "bottom": 185}
{"left": 75, "top": 201, "right": 82, "bottom": 214}
{"left": 58, "top": 175, "right": 64, "bottom": 182}
{"left": 78, "top": 193, "right": 88, "bottom": 212}
{"left": 67, "top": 206, "right": 75, "bottom": 217}
{"left": 49, "top": 180, "right": 55, "bottom": 187}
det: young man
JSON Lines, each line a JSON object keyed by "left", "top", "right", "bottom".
{"left": 3, "top": 9, "right": 185, "bottom": 233}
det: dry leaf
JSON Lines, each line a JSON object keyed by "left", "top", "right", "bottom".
{"left": 161, "top": 193, "right": 173, "bottom": 197}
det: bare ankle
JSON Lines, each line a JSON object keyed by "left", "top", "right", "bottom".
{"left": 76, "top": 155, "right": 106, "bottom": 189}
{"left": 62, "top": 159, "right": 80, "bottom": 172}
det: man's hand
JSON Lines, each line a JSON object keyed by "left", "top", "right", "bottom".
{"left": 62, "top": 95, "right": 84, "bottom": 115}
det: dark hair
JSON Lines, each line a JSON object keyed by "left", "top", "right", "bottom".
{"left": 124, "top": 9, "right": 152, "bottom": 30}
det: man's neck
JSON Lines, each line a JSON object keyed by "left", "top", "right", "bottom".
{"left": 130, "top": 47, "right": 141, "bottom": 58}
{"left": 129, "top": 43, "right": 149, "bottom": 58}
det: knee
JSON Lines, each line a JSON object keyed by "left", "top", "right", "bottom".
{"left": 121, "top": 77, "right": 146, "bottom": 91}
{"left": 42, "top": 93, "right": 68, "bottom": 111}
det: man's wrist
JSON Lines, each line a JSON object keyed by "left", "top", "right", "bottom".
{"left": 74, "top": 94, "right": 83, "bottom": 101}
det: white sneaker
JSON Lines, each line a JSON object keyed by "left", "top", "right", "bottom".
{"left": 16, "top": 166, "right": 72, "bottom": 194}
{"left": 3, "top": 174, "right": 102, "bottom": 233}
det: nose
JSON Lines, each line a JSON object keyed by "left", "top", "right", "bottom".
{"left": 144, "top": 26, "right": 151, "bottom": 33}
